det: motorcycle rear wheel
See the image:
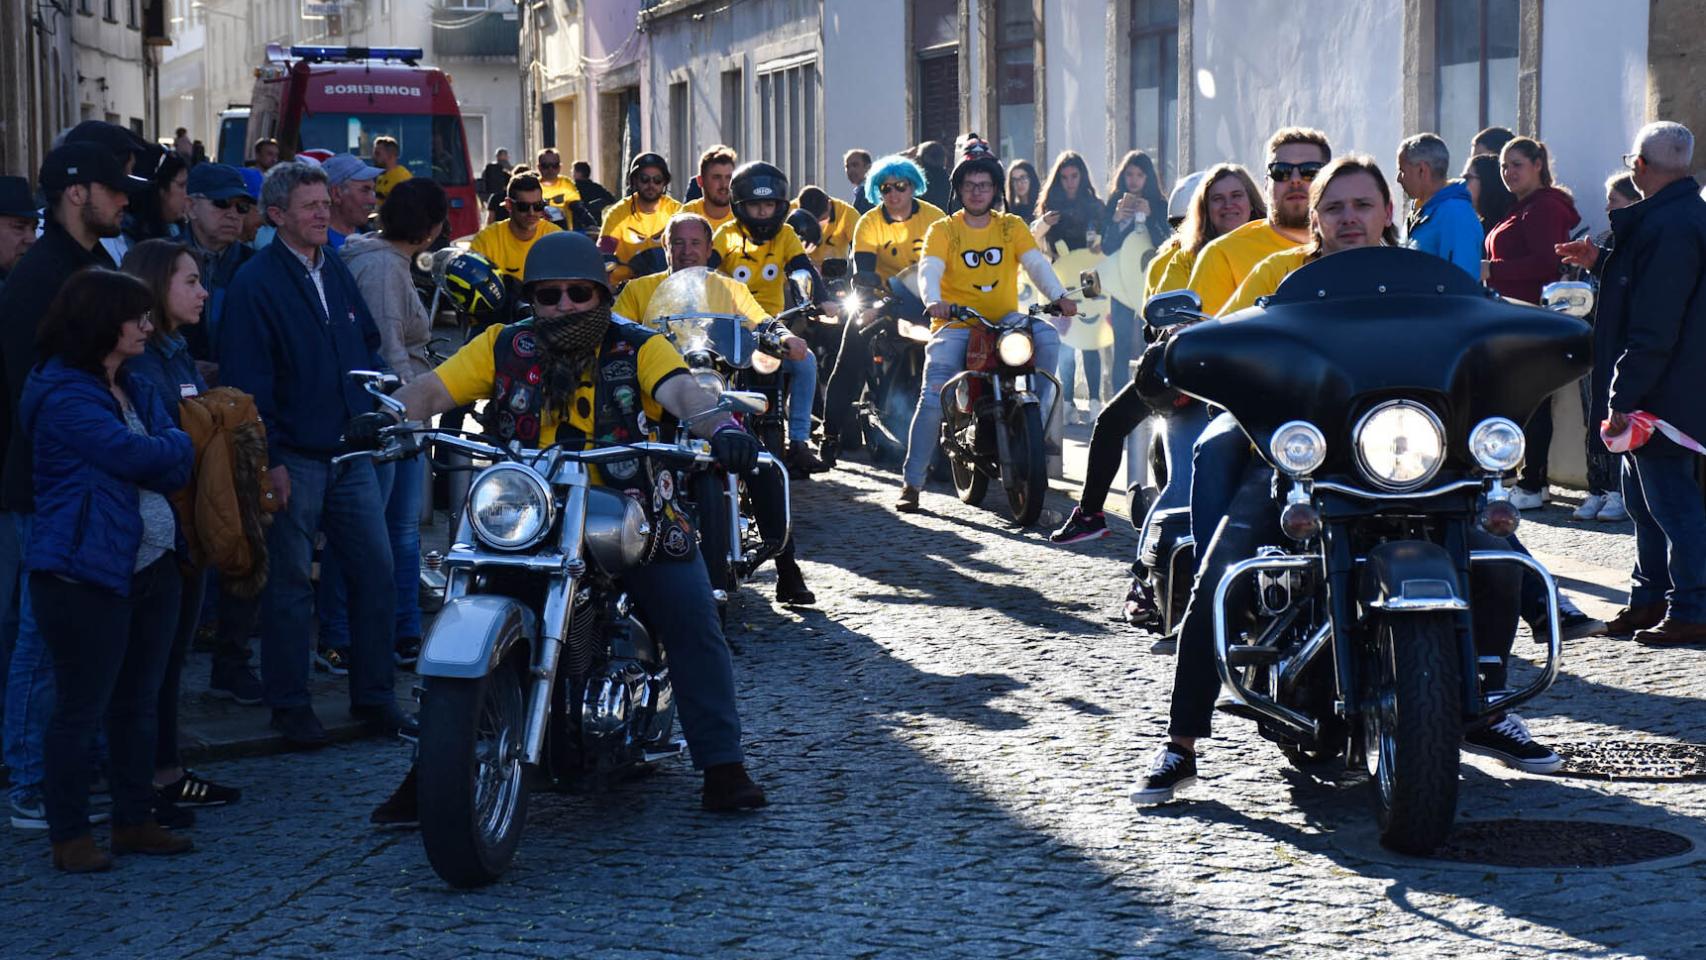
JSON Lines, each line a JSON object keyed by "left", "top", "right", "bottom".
{"left": 1003, "top": 402, "right": 1048, "bottom": 526}
{"left": 1365, "top": 613, "right": 1462, "bottom": 855}
{"left": 418, "top": 645, "right": 530, "bottom": 888}
{"left": 950, "top": 446, "right": 988, "bottom": 505}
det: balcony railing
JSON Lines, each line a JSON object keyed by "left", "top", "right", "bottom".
{"left": 432, "top": 9, "right": 518, "bottom": 59}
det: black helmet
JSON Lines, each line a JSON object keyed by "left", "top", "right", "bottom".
{"left": 730, "top": 161, "right": 790, "bottom": 243}
{"left": 786, "top": 207, "right": 822, "bottom": 248}
{"left": 628, "top": 152, "right": 671, "bottom": 186}
{"left": 522, "top": 231, "right": 612, "bottom": 299}
{"left": 439, "top": 251, "right": 507, "bottom": 319}
{"left": 950, "top": 154, "right": 1006, "bottom": 208}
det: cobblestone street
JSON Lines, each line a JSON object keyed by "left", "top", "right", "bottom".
{"left": 4, "top": 456, "right": 1704, "bottom": 960}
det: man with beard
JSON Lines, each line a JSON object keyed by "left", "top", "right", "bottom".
{"left": 356, "top": 230, "right": 771, "bottom": 821}
{"left": 598, "top": 153, "right": 683, "bottom": 285}
{"left": 1186, "top": 128, "right": 1328, "bottom": 313}
{"left": 683, "top": 146, "right": 738, "bottom": 233}
{"left": 0, "top": 141, "right": 148, "bottom": 830}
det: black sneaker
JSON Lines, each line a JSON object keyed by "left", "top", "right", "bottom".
{"left": 208, "top": 661, "right": 264, "bottom": 705}
{"left": 370, "top": 766, "right": 419, "bottom": 828}
{"left": 1123, "top": 577, "right": 1159, "bottom": 627}
{"left": 270, "top": 705, "right": 331, "bottom": 749}
{"left": 1462, "top": 713, "right": 1563, "bottom": 774}
{"left": 1049, "top": 507, "right": 1110, "bottom": 545}
{"left": 1131, "top": 742, "right": 1198, "bottom": 805}
{"left": 153, "top": 794, "right": 197, "bottom": 830}
{"left": 774, "top": 558, "right": 816, "bottom": 606}
{"left": 159, "top": 770, "right": 241, "bottom": 808}
{"left": 351, "top": 702, "right": 420, "bottom": 738}
{"left": 394, "top": 636, "right": 422, "bottom": 668}
{"left": 315, "top": 646, "right": 349, "bottom": 676}
{"left": 1526, "top": 596, "right": 1605, "bottom": 643}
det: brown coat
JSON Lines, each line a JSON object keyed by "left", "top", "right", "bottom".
{"left": 170, "top": 387, "right": 279, "bottom": 597}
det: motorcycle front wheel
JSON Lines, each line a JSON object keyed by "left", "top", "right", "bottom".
{"left": 419, "top": 645, "right": 530, "bottom": 888}
{"left": 1003, "top": 402, "right": 1048, "bottom": 526}
{"left": 1365, "top": 613, "right": 1462, "bottom": 855}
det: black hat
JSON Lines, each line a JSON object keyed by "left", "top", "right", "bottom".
{"left": 63, "top": 120, "right": 162, "bottom": 171}
{"left": 628, "top": 152, "right": 671, "bottom": 184}
{"left": 40, "top": 142, "right": 151, "bottom": 196}
{"left": 0, "top": 176, "right": 40, "bottom": 220}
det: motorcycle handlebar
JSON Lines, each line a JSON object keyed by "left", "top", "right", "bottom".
{"left": 339, "top": 425, "right": 784, "bottom": 476}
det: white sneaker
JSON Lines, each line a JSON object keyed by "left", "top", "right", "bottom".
{"left": 1596, "top": 492, "right": 1629, "bottom": 522}
{"left": 1088, "top": 398, "right": 1103, "bottom": 423}
{"left": 1571, "top": 494, "right": 1606, "bottom": 521}
{"left": 1508, "top": 487, "right": 1546, "bottom": 511}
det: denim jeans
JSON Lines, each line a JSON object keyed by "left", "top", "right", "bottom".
{"left": 37, "top": 557, "right": 180, "bottom": 842}
{"left": 4, "top": 513, "right": 49, "bottom": 803}
{"left": 156, "top": 566, "right": 207, "bottom": 770}
{"left": 782, "top": 353, "right": 817, "bottom": 443}
{"left": 1188, "top": 412, "right": 1253, "bottom": 555}
{"left": 318, "top": 457, "right": 424, "bottom": 648}
{"left": 263, "top": 452, "right": 396, "bottom": 710}
{"left": 1518, "top": 393, "right": 1554, "bottom": 493}
{"left": 0, "top": 512, "right": 18, "bottom": 724}
{"left": 1135, "top": 401, "right": 1211, "bottom": 562}
{"left": 1057, "top": 344, "right": 1103, "bottom": 403}
{"left": 1109, "top": 299, "right": 1138, "bottom": 393}
{"left": 621, "top": 548, "right": 742, "bottom": 768}
{"left": 1622, "top": 443, "right": 1706, "bottom": 621}
{"left": 901, "top": 317, "right": 1062, "bottom": 488}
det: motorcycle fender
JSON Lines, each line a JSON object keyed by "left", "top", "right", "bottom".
{"left": 1358, "top": 540, "right": 1469, "bottom": 613}
{"left": 417, "top": 596, "right": 538, "bottom": 679}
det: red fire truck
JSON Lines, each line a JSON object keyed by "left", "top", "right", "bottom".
{"left": 247, "top": 44, "right": 479, "bottom": 238}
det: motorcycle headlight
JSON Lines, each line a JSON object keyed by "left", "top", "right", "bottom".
{"left": 751, "top": 350, "right": 782, "bottom": 375}
{"left": 997, "top": 330, "right": 1034, "bottom": 367}
{"left": 691, "top": 369, "right": 726, "bottom": 397}
{"left": 1354, "top": 401, "right": 1446, "bottom": 490}
{"left": 1468, "top": 417, "right": 1525, "bottom": 473}
{"left": 467, "top": 464, "right": 555, "bottom": 550}
{"left": 1269, "top": 421, "right": 1327, "bottom": 477}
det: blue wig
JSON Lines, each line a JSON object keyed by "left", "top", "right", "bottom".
{"left": 865, "top": 155, "right": 927, "bottom": 207}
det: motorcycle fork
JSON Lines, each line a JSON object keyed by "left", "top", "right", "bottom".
{"left": 989, "top": 376, "right": 1014, "bottom": 483}
{"left": 522, "top": 481, "right": 588, "bottom": 766}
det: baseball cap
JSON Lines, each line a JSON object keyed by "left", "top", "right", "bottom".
{"left": 323, "top": 153, "right": 383, "bottom": 186}
{"left": 1168, "top": 171, "right": 1206, "bottom": 221}
{"left": 63, "top": 120, "right": 161, "bottom": 172}
{"left": 238, "top": 167, "right": 264, "bottom": 200}
{"left": 0, "top": 176, "right": 40, "bottom": 220}
{"left": 40, "top": 142, "right": 150, "bottom": 195}
{"left": 186, "top": 163, "right": 250, "bottom": 201}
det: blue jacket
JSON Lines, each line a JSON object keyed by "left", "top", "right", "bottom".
{"left": 20, "top": 358, "right": 192, "bottom": 596}
{"left": 1406, "top": 181, "right": 1484, "bottom": 280}
{"left": 124, "top": 332, "right": 209, "bottom": 426}
{"left": 180, "top": 230, "right": 255, "bottom": 360}
{"left": 217, "top": 236, "right": 386, "bottom": 462}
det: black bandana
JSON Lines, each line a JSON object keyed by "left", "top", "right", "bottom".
{"left": 534, "top": 304, "right": 612, "bottom": 416}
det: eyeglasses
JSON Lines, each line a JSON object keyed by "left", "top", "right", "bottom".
{"left": 126, "top": 311, "right": 155, "bottom": 330}
{"left": 509, "top": 200, "right": 548, "bottom": 213}
{"left": 634, "top": 174, "right": 667, "bottom": 186}
{"left": 960, "top": 181, "right": 997, "bottom": 194}
{"left": 201, "top": 196, "right": 255, "bottom": 214}
{"left": 531, "top": 282, "right": 602, "bottom": 306}
{"left": 1268, "top": 161, "right": 1326, "bottom": 182}
{"left": 1622, "top": 152, "right": 1643, "bottom": 170}
{"left": 879, "top": 181, "right": 913, "bottom": 195}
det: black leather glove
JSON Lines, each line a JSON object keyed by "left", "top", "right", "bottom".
{"left": 344, "top": 410, "right": 399, "bottom": 451}
{"left": 1134, "top": 342, "right": 1179, "bottom": 412}
{"left": 710, "top": 424, "right": 761, "bottom": 473}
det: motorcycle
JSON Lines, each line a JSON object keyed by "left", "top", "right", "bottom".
{"left": 840, "top": 266, "right": 933, "bottom": 463}
{"left": 337, "top": 371, "right": 780, "bottom": 887}
{"left": 640, "top": 268, "right": 798, "bottom": 607}
{"left": 1147, "top": 247, "right": 1590, "bottom": 853}
{"left": 937, "top": 272, "right": 1100, "bottom": 526}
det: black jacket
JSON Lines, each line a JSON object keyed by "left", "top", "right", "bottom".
{"left": 0, "top": 220, "right": 116, "bottom": 512}
{"left": 478, "top": 162, "right": 510, "bottom": 200}
{"left": 1591, "top": 176, "right": 1706, "bottom": 446}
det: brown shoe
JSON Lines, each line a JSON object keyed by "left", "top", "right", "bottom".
{"left": 702, "top": 762, "right": 768, "bottom": 812}
{"left": 112, "top": 819, "right": 194, "bottom": 856}
{"left": 52, "top": 834, "right": 113, "bottom": 873}
{"left": 1600, "top": 602, "right": 1666, "bottom": 637}
{"left": 1634, "top": 618, "right": 1706, "bottom": 647}
{"left": 895, "top": 484, "right": 921, "bottom": 513}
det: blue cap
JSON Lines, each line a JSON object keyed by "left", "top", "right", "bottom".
{"left": 238, "top": 167, "right": 263, "bottom": 200}
{"left": 186, "top": 163, "right": 249, "bottom": 201}
{"left": 323, "top": 153, "right": 382, "bottom": 186}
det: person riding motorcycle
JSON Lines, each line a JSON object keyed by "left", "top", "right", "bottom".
{"left": 712, "top": 161, "right": 836, "bottom": 476}
{"left": 895, "top": 153, "right": 1078, "bottom": 512}
{"left": 613, "top": 211, "right": 817, "bottom": 605}
{"left": 598, "top": 152, "right": 684, "bottom": 285}
{"left": 794, "top": 186, "right": 859, "bottom": 272}
{"left": 354, "top": 230, "right": 770, "bottom": 817}
{"left": 820, "top": 155, "right": 947, "bottom": 462}
{"left": 1131, "top": 156, "right": 1558, "bottom": 806}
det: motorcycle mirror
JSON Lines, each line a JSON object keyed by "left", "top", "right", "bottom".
{"left": 1541, "top": 280, "right": 1594, "bottom": 318}
{"left": 788, "top": 269, "right": 814, "bottom": 301}
{"left": 1077, "top": 270, "right": 1103, "bottom": 300}
{"left": 1143, "top": 289, "right": 1207, "bottom": 329}
{"left": 721, "top": 390, "right": 770, "bottom": 416}
{"left": 349, "top": 369, "right": 402, "bottom": 391}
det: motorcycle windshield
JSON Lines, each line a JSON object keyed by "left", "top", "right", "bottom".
{"left": 641, "top": 267, "right": 759, "bottom": 368}
{"left": 1163, "top": 246, "right": 1592, "bottom": 476}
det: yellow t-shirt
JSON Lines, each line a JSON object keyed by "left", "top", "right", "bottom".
{"left": 539, "top": 176, "right": 582, "bottom": 212}
{"left": 434, "top": 322, "right": 686, "bottom": 455}
{"left": 1218, "top": 248, "right": 1312, "bottom": 316}
{"left": 613, "top": 269, "right": 770, "bottom": 328}
{"left": 682, "top": 197, "right": 736, "bottom": 233}
{"left": 599, "top": 194, "right": 685, "bottom": 284}
{"left": 1187, "top": 219, "right": 1305, "bottom": 314}
{"left": 1154, "top": 245, "right": 1198, "bottom": 298}
{"left": 468, "top": 218, "right": 563, "bottom": 279}
{"left": 1143, "top": 238, "right": 1182, "bottom": 303}
{"left": 713, "top": 221, "right": 808, "bottom": 315}
{"left": 375, "top": 165, "right": 413, "bottom": 203}
{"left": 795, "top": 197, "right": 859, "bottom": 270}
{"left": 854, "top": 200, "right": 947, "bottom": 281}
{"left": 923, "top": 210, "right": 1038, "bottom": 329}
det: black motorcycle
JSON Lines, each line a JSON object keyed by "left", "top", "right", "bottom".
{"left": 839, "top": 267, "right": 933, "bottom": 463}
{"left": 1148, "top": 247, "right": 1590, "bottom": 853}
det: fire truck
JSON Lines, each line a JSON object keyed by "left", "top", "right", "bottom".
{"left": 247, "top": 44, "right": 479, "bottom": 238}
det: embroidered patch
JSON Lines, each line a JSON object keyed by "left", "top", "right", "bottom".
{"left": 661, "top": 523, "right": 691, "bottom": 559}
{"left": 525, "top": 366, "right": 542, "bottom": 385}
{"left": 603, "top": 359, "right": 637, "bottom": 382}
{"left": 509, "top": 385, "right": 533, "bottom": 413}
{"left": 512, "top": 331, "right": 538, "bottom": 358}
{"left": 606, "top": 456, "right": 640, "bottom": 480}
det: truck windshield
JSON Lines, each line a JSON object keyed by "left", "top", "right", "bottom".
{"left": 217, "top": 117, "right": 248, "bottom": 167}
{"left": 297, "top": 113, "right": 470, "bottom": 185}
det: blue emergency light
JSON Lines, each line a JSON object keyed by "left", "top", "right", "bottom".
{"left": 290, "top": 45, "right": 423, "bottom": 64}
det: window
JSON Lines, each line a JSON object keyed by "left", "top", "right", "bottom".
{"left": 440, "top": 0, "right": 489, "bottom": 8}
{"left": 1435, "top": 0, "right": 1519, "bottom": 159}
{"left": 1130, "top": 0, "right": 1179, "bottom": 184}
{"left": 720, "top": 68, "right": 743, "bottom": 153}
{"left": 127, "top": 0, "right": 138, "bottom": 27}
{"left": 993, "top": 0, "right": 1036, "bottom": 166}
{"left": 913, "top": 0, "right": 958, "bottom": 146}
{"left": 669, "top": 79, "right": 689, "bottom": 195}
{"left": 758, "top": 57, "right": 818, "bottom": 186}
{"left": 104, "top": 0, "right": 116, "bottom": 20}
{"left": 294, "top": 113, "right": 471, "bottom": 185}
{"left": 78, "top": 0, "right": 91, "bottom": 15}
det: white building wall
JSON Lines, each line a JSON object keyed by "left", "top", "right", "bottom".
{"left": 1538, "top": 0, "right": 1649, "bottom": 238}
{"left": 822, "top": 0, "right": 909, "bottom": 162}
{"left": 1043, "top": 0, "right": 1111, "bottom": 186}
{"left": 1190, "top": 0, "right": 1403, "bottom": 172}
{"left": 73, "top": 10, "right": 151, "bottom": 130}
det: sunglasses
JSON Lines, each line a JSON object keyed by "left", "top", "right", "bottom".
{"left": 879, "top": 181, "right": 913, "bottom": 195}
{"left": 532, "top": 282, "right": 602, "bottom": 306}
{"left": 203, "top": 196, "right": 255, "bottom": 214}
{"left": 1267, "top": 161, "right": 1326, "bottom": 182}
{"left": 509, "top": 200, "right": 548, "bottom": 213}
{"left": 634, "top": 174, "right": 667, "bottom": 185}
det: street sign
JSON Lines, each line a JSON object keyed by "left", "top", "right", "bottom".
{"left": 301, "top": 0, "right": 347, "bottom": 18}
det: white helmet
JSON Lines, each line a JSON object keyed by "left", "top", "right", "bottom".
{"left": 1168, "top": 171, "right": 1206, "bottom": 221}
